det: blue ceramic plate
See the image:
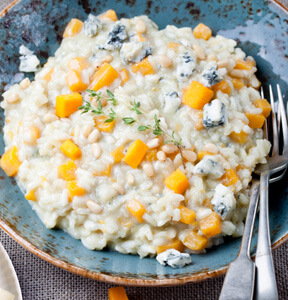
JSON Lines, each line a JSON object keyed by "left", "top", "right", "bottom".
{"left": 0, "top": 0, "right": 287, "bottom": 286}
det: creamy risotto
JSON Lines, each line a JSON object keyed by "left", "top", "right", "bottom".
{"left": 0, "top": 10, "right": 271, "bottom": 263}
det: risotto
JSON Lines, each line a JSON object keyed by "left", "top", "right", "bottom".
{"left": 0, "top": 10, "right": 271, "bottom": 264}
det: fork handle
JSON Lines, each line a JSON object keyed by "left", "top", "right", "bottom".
{"left": 255, "top": 171, "right": 278, "bottom": 300}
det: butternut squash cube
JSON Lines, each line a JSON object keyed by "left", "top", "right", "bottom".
{"left": 179, "top": 205, "right": 196, "bottom": 224}
{"left": 56, "top": 93, "right": 83, "bottom": 118}
{"left": 25, "top": 189, "right": 37, "bottom": 201}
{"left": 182, "top": 81, "right": 214, "bottom": 109}
{"left": 156, "top": 238, "right": 184, "bottom": 254}
{"left": 63, "top": 18, "right": 83, "bottom": 38}
{"left": 221, "top": 169, "right": 239, "bottom": 186}
{"left": 60, "top": 139, "right": 81, "bottom": 160}
{"left": 99, "top": 9, "right": 118, "bottom": 22}
{"left": 94, "top": 115, "right": 116, "bottom": 133}
{"left": 183, "top": 230, "right": 209, "bottom": 251}
{"left": 110, "top": 146, "right": 125, "bottom": 163}
{"left": 94, "top": 164, "right": 112, "bottom": 177}
{"left": 124, "top": 139, "right": 149, "bottom": 169}
{"left": 167, "top": 41, "right": 181, "bottom": 51}
{"left": 231, "top": 78, "right": 245, "bottom": 90}
{"left": 165, "top": 169, "right": 190, "bottom": 194}
{"left": 66, "top": 70, "right": 88, "bottom": 92}
{"left": 229, "top": 130, "right": 248, "bottom": 144}
{"left": 254, "top": 98, "right": 272, "bottom": 118}
{"left": 58, "top": 160, "right": 77, "bottom": 181}
{"left": 126, "top": 199, "right": 147, "bottom": 223}
{"left": 131, "top": 57, "right": 154, "bottom": 76}
{"left": 68, "top": 57, "right": 89, "bottom": 71}
{"left": 144, "top": 149, "right": 158, "bottom": 162}
{"left": 234, "top": 59, "right": 254, "bottom": 71}
{"left": 212, "top": 80, "right": 231, "bottom": 95}
{"left": 108, "top": 287, "right": 128, "bottom": 300}
{"left": 66, "top": 181, "right": 85, "bottom": 202}
{"left": 193, "top": 23, "right": 212, "bottom": 40}
{"left": 88, "top": 62, "right": 119, "bottom": 91}
{"left": 119, "top": 68, "right": 129, "bottom": 86}
{"left": 42, "top": 67, "right": 54, "bottom": 82}
{"left": 245, "top": 112, "right": 265, "bottom": 129}
{"left": 197, "top": 151, "right": 213, "bottom": 161}
{"left": 200, "top": 212, "right": 222, "bottom": 238}
{"left": 0, "top": 146, "right": 22, "bottom": 177}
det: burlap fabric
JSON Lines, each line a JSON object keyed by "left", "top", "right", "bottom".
{"left": 0, "top": 0, "right": 287, "bottom": 299}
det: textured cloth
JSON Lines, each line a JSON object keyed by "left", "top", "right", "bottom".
{"left": 0, "top": 1, "right": 288, "bottom": 299}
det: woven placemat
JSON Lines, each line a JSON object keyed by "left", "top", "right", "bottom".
{"left": 0, "top": 1, "right": 287, "bottom": 299}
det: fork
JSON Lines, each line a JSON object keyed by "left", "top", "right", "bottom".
{"left": 254, "top": 85, "right": 288, "bottom": 300}
{"left": 219, "top": 85, "right": 288, "bottom": 300}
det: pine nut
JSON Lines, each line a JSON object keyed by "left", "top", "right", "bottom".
{"left": 102, "top": 55, "right": 113, "bottom": 63}
{"left": 19, "top": 78, "right": 30, "bottom": 89}
{"left": 157, "top": 150, "right": 166, "bottom": 162}
{"left": 87, "top": 200, "right": 103, "bottom": 214}
{"left": 135, "top": 19, "right": 146, "bottom": 33}
{"left": 217, "top": 59, "right": 230, "bottom": 68}
{"left": 127, "top": 173, "right": 135, "bottom": 185}
{"left": 182, "top": 150, "right": 197, "bottom": 163}
{"left": 162, "top": 144, "right": 178, "bottom": 154}
{"left": 43, "top": 113, "right": 59, "bottom": 123}
{"left": 88, "top": 129, "right": 101, "bottom": 143}
{"left": 112, "top": 182, "right": 125, "bottom": 195}
{"left": 91, "top": 143, "right": 102, "bottom": 159}
{"left": 195, "top": 120, "right": 204, "bottom": 131}
{"left": 147, "top": 138, "right": 160, "bottom": 149}
{"left": 6, "top": 93, "right": 20, "bottom": 104}
{"left": 229, "top": 69, "right": 244, "bottom": 78}
{"left": 159, "top": 55, "right": 173, "bottom": 68}
{"left": 192, "top": 45, "right": 206, "bottom": 60}
{"left": 204, "top": 143, "right": 219, "bottom": 154}
{"left": 143, "top": 162, "right": 154, "bottom": 177}
{"left": 82, "top": 124, "right": 93, "bottom": 138}
{"left": 23, "top": 126, "right": 40, "bottom": 145}
{"left": 173, "top": 153, "right": 183, "bottom": 167}
{"left": 207, "top": 53, "right": 217, "bottom": 61}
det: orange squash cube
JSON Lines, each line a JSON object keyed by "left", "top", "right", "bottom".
{"left": 245, "top": 112, "right": 265, "bottom": 129}
{"left": 42, "top": 67, "right": 54, "bottom": 82}
{"left": 231, "top": 78, "right": 245, "bottom": 90}
{"left": 200, "top": 212, "right": 222, "bottom": 238}
{"left": 183, "top": 230, "right": 209, "bottom": 251}
{"left": 234, "top": 59, "right": 255, "bottom": 71}
{"left": 182, "top": 81, "right": 214, "bottom": 109}
{"left": 212, "top": 80, "right": 232, "bottom": 95}
{"left": 221, "top": 169, "right": 239, "bottom": 186}
{"left": 254, "top": 98, "right": 271, "bottom": 118}
{"left": 58, "top": 160, "right": 77, "bottom": 181}
{"left": 193, "top": 23, "right": 212, "bottom": 40}
{"left": 63, "top": 18, "right": 83, "bottom": 38}
{"left": 56, "top": 93, "right": 83, "bottom": 118}
{"left": 94, "top": 164, "right": 112, "bottom": 177}
{"left": 94, "top": 115, "right": 116, "bottom": 133}
{"left": 126, "top": 199, "right": 147, "bottom": 223}
{"left": 197, "top": 151, "right": 213, "bottom": 161}
{"left": 156, "top": 238, "right": 184, "bottom": 254}
{"left": 0, "top": 146, "right": 22, "bottom": 177}
{"left": 25, "top": 189, "right": 37, "bottom": 201}
{"left": 165, "top": 169, "right": 190, "bottom": 194}
{"left": 119, "top": 68, "right": 129, "bottom": 86}
{"left": 167, "top": 41, "right": 181, "bottom": 51}
{"left": 60, "top": 139, "right": 81, "bottom": 160}
{"left": 66, "top": 181, "right": 85, "bottom": 202}
{"left": 144, "top": 149, "right": 158, "bottom": 162}
{"left": 229, "top": 130, "right": 248, "bottom": 144}
{"left": 68, "top": 57, "right": 89, "bottom": 71}
{"left": 124, "top": 139, "right": 149, "bottom": 169}
{"left": 110, "top": 146, "right": 125, "bottom": 163}
{"left": 99, "top": 9, "right": 118, "bottom": 22}
{"left": 179, "top": 205, "right": 196, "bottom": 224}
{"left": 131, "top": 57, "right": 154, "bottom": 76}
{"left": 88, "top": 62, "right": 119, "bottom": 91}
{"left": 66, "top": 70, "right": 88, "bottom": 92}
{"left": 108, "top": 287, "right": 128, "bottom": 300}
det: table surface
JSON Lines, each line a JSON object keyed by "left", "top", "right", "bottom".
{"left": 1, "top": 0, "right": 288, "bottom": 299}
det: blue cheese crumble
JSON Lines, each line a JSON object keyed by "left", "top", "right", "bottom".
{"left": 83, "top": 14, "right": 101, "bottom": 37}
{"left": 19, "top": 45, "right": 40, "bottom": 73}
{"left": 194, "top": 155, "right": 225, "bottom": 179}
{"left": 201, "top": 65, "right": 222, "bottom": 87}
{"left": 162, "top": 91, "right": 181, "bottom": 115}
{"left": 120, "top": 41, "right": 152, "bottom": 63}
{"left": 203, "top": 99, "right": 226, "bottom": 128}
{"left": 156, "top": 249, "right": 192, "bottom": 268}
{"left": 211, "top": 184, "right": 236, "bottom": 220}
{"left": 106, "top": 22, "right": 127, "bottom": 50}
{"left": 176, "top": 52, "right": 196, "bottom": 79}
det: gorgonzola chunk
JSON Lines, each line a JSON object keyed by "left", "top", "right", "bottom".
{"left": 203, "top": 99, "right": 226, "bottom": 128}
{"left": 176, "top": 52, "right": 196, "bottom": 79}
{"left": 19, "top": 45, "right": 40, "bottom": 73}
{"left": 83, "top": 14, "right": 100, "bottom": 37}
{"left": 156, "top": 249, "right": 192, "bottom": 268}
{"left": 120, "top": 41, "right": 152, "bottom": 63}
{"left": 106, "top": 22, "right": 127, "bottom": 50}
{"left": 194, "top": 155, "right": 225, "bottom": 179}
{"left": 201, "top": 65, "right": 222, "bottom": 87}
{"left": 162, "top": 91, "right": 181, "bottom": 115}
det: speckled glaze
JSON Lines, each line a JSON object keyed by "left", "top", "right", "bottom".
{"left": 0, "top": 0, "right": 287, "bottom": 286}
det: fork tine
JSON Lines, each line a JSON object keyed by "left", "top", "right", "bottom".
{"left": 277, "top": 84, "right": 288, "bottom": 155}
{"left": 260, "top": 86, "right": 264, "bottom": 99}
{"left": 269, "top": 85, "right": 279, "bottom": 155}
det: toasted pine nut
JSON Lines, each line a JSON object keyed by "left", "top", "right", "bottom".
{"left": 87, "top": 200, "right": 103, "bottom": 214}
{"left": 147, "top": 138, "right": 160, "bottom": 149}
{"left": 88, "top": 129, "right": 101, "bottom": 143}
{"left": 217, "top": 59, "right": 230, "bottom": 68}
{"left": 23, "top": 126, "right": 40, "bottom": 145}
{"left": 173, "top": 154, "right": 183, "bottom": 167}
{"left": 19, "top": 78, "right": 30, "bottom": 89}
{"left": 159, "top": 55, "right": 173, "bottom": 68}
{"left": 192, "top": 45, "right": 206, "bottom": 60}
{"left": 195, "top": 120, "right": 204, "bottom": 131}
{"left": 135, "top": 19, "right": 146, "bottom": 33}
{"left": 229, "top": 69, "right": 244, "bottom": 78}
{"left": 82, "top": 124, "right": 93, "bottom": 138}
{"left": 207, "top": 53, "right": 217, "bottom": 61}
{"left": 91, "top": 143, "right": 102, "bottom": 159}
{"left": 112, "top": 182, "right": 125, "bottom": 195}
{"left": 143, "top": 162, "right": 155, "bottom": 177}
{"left": 162, "top": 144, "right": 178, "bottom": 154}
{"left": 6, "top": 93, "right": 20, "bottom": 104}
{"left": 204, "top": 143, "right": 219, "bottom": 154}
{"left": 157, "top": 150, "right": 166, "bottom": 162}
{"left": 127, "top": 173, "right": 135, "bottom": 185}
{"left": 43, "top": 113, "right": 59, "bottom": 123}
{"left": 182, "top": 150, "right": 197, "bottom": 163}
{"left": 102, "top": 55, "right": 113, "bottom": 63}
